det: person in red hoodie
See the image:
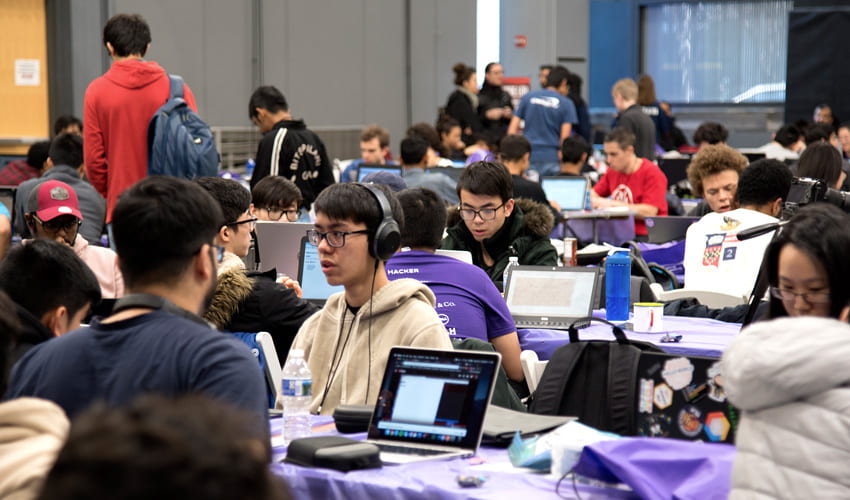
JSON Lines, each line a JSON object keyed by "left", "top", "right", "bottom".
{"left": 83, "top": 13, "right": 197, "bottom": 225}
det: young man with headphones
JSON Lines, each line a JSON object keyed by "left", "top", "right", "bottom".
{"left": 287, "top": 182, "right": 452, "bottom": 415}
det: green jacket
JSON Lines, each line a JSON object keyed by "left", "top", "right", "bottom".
{"left": 441, "top": 198, "right": 558, "bottom": 290}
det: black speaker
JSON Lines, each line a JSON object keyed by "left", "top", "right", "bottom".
{"left": 785, "top": 9, "right": 850, "bottom": 124}
{"left": 360, "top": 184, "right": 400, "bottom": 261}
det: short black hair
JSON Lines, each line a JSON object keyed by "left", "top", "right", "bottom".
{"left": 499, "top": 135, "right": 531, "bottom": 162}
{"left": 112, "top": 176, "right": 222, "bottom": 289}
{"left": 102, "top": 13, "right": 151, "bottom": 57}
{"left": 53, "top": 115, "right": 82, "bottom": 136}
{"left": 0, "top": 240, "right": 101, "bottom": 321}
{"left": 805, "top": 122, "right": 835, "bottom": 145}
{"left": 397, "top": 188, "right": 447, "bottom": 249}
{"left": 249, "top": 86, "right": 289, "bottom": 120}
{"left": 251, "top": 176, "right": 302, "bottom": 209}
{"left": 0, "top": 290, "right": 21, "bottom": 395}
{"left": 313, "top": 182, "right": 404, "bottom": 256}
{"left": 545, "top": 65, "right": 570, "bottom": 89}
{"left": 774, "top": 124, "right": 802, "bottom": 148}
{"left": 736, "top": 159, "right": 791, "bottom": 207}
{"left": 693, "top": 122, "right": 728, "bottom": 145}
{"left": 435, "top": 115, "right": 461, "bottom": 138}
{"left": 797, "top": 142, "right": 843, "bottom": 187}
{"left": 561, "top": 135, "right": 591, "bottom": 164}
{"left": 48, "top": 133, "right": 84, "bottom": 168}
{"left": 764, "top": 204, "right": 850, "bottom": 319}
{"left": 400, "top": 137, "right": 429, "bottom": 165}
{"left": 456, "top": 161, "right": 513, "bottom": 202}
{"left": 407, "top": 122, "right": 444, "bottom": 157}
{"left": 604, "top": 127, "right": 636, "bottom": 150}
{"left": 39, "top": 394, "right": 288, "bottom": 500}
{"left": 195, "top": 177, "right": 252, "bottom": 228}
{"left": 27, "top": 141, "right": 50, "bottom": 169}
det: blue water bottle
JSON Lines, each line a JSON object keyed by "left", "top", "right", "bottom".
{"left": 245, "top": 158, "right": 255, "bottom": 180}
{"left": 605, "top": 249, "right": 631, "bottom": 323}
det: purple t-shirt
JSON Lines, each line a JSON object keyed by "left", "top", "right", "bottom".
{"left": 385, "top": 250, "right": 516, "bottom": 341}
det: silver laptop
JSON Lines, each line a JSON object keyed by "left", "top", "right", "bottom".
{"left": 296, "top": 236, "right": 343, "bottom": 306}
{"left": 645, "top": 216, "right": 699, "bottom": 244}
{"left": 366, "top": 347, "right": 500, "bottom": 465}
{"left": 503, "top": 265, "right": 599, "bottom": 329}
{"left": 541, "top": 176, "right": 589, "bottom": 211}
{"left": 253, "top": 221, "right": 313, "bottom": 278}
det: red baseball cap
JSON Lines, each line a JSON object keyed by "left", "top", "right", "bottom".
{"left": 27, "top": 180, "right": 84, "bottom": 221}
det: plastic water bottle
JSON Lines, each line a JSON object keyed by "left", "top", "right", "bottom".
{"left": 281, "top": 349, "right": 312, "bottom": 445}
{"left": 245, "top": 158, "right": 255, "bottom": 180}
{"left": 503, "top": 256, "right": 519, "bottom": 293}
{"left": 605, "top": 249, "right": 631, "bottom": 323}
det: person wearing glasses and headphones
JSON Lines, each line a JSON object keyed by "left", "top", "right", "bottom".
{"left": 286, "top": 182, "right": 452, "bottom": 415}
{"left": 24, "top": 179, "right": 124, "bottom": 299}
{"left": 441, "top": 160, "right": 558, "bottom": 291}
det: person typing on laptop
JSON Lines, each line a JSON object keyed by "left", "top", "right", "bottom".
{"left": 591, "top": 127, "right": 668, "bottom": 240}
{"left": 441, "top": 161, "right": 558, "bottom": 291}
{"left": 286, "top": 183, "right": 451, "bottom": 415}
{"left": 196, "top": 177, "right": 318, "bottom": 358}
{"left": 385, "top": 187, "right": 523, "bottom": 382}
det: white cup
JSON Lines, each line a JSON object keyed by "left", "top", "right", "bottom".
{"left": 633, "top": 302, "right": 664, "bottom": 333}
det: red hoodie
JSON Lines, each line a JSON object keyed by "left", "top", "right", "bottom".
{"left": 84, "top": 59, "right": 197, "bottom": 222}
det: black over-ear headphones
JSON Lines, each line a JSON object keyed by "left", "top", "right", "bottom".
{"left": 360, "top": 183, "right": 401, "bottom": 261}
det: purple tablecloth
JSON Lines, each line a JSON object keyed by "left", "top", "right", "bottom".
{"left": 269, "top": 417, "right": 638, "bottom": 499}
{"left": 519, "top": 314, "right": 741, "bottom": 361}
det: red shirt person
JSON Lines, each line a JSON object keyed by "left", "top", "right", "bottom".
{"left": 84, "top": 13, "right": 197, "bottom": 223}
{"left": 592, "top": 127, "right": 668, "bottom": 238}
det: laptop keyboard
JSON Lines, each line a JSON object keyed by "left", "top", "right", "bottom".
{"left": 518, "top": 320, "right": 589, "bottom": 329}
{"left": 376, "top": 444, "right": 446, "bottom": 456}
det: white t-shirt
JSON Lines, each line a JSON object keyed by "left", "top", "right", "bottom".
{"left": 683, "top": 208, "right": 777, "bottom": 300}
{"left": 757, "top": 142, "right": 799, "bottom": 161}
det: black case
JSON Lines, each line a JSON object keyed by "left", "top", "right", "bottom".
{"left": 284, "top": 436, "right": 382, "bottom": 472}
{"left": 332, "top": 404, "right": 373, "bottom": 433}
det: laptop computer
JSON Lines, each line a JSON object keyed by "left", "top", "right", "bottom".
{"left": 296, "top": 236, "right": 343, "bottom": 306}
{"left": 541, "top": 176, "right": 589, "bottom": 211}
{"left": 657, "top": 158, "right": 691, "bottom": 187}
{"left": 366, "top": 347, "right": 500, "bottom": 465}
{"left": 253, "top": 221, "right": 313, "bottom": 278}
{"left": 645, "top": 216, "right": 699, "bottom": 243}
{"left": 635, "top": 352, "right": 736, "bottom": 443}
{"left": 357, "top": 164, "right": 403, "bottom": 182}
{"left": 503, "top": 265, "right": 599, "bottom": 329}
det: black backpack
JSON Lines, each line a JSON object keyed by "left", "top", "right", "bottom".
{"left": 529, "top": 317, "right": 664, "bottom": 435}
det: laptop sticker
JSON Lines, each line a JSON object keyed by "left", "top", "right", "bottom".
{"left": 661, "top": 357, "right": 694, "bottom": 390}
{"left": 677, "top": 405, "right": 703, "bottom": 438}
{"left": 639, "top": 414, "right": 672, "bottom": 438}
{"left": 653, "top": 383, "right": 673, "bottom": 410}
{"left": 707, "top": 363, "right": 726, "bottom": 403}
{"left": 704, "top": 412, "right": 731, "bottom": 442}
{"left": 639, "top": 379, "right": 654, "bottom": 413}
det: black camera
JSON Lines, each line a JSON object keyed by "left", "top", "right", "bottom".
{"left": 782, "top": 177, "right": 850, "bottom": 219}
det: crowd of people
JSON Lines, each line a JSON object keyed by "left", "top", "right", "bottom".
{"left": 2, "top": 10, "right": 850, "bottom": 500}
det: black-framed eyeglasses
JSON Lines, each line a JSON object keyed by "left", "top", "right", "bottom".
{"left": 307, "top": 229, "right": 369, "bottom": 248}
{"left": 33, "top": 214, "right": 82, "bottom": 233}
{"left": 226, "top": 216, "right": 258, "bottom": 231}
{"left": 769, "top": 286, "right": 830, "bottom": 304}
{"left": 259, "top": 206, "right": 301, "bottom": 222}
{"left": 458, "top": 202, "right": 506, "bottom": 221}
{"left": 212, "top": 244, "right": 225, "bottom": 263}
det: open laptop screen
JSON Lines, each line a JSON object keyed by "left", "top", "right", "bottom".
{"left": 504, "top": 266, "right": 598, "bottom": 318}
{"left": 541, "top": 177, "right": 588, "bottom": 211}
{"left": 297, "top": 236, "right": 343, "bottom": 305}
{"left": 357, "top": 164, "right": 403, "bottom": 182}
{"left": 368, "top": 348, "right": 499, "bottom": 449}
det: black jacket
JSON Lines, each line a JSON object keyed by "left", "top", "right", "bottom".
{"left": 11, "top": 303, "right": 54, "bottom": 366}
{"left": 251, "top": 119, "right": 335, "bottom": 208}
{"left": 205, "top": 267, "right": 319, "bottom": 359}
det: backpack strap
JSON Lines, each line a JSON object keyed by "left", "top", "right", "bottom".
{"left": 168, "top": 75, "right": 185, "bottom": 100}
{"left": 568, "top": 316, "right": 629, "bottom": 345}
{"left": 529, "top": 342, "right": 588, "bottom": 415}
{"left": 605, "top": 342, "right": 642, "bottom": 435}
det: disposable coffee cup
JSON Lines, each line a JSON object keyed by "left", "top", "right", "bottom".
{"left": 633, "top": 302, "right": 664, "bottom": 333}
